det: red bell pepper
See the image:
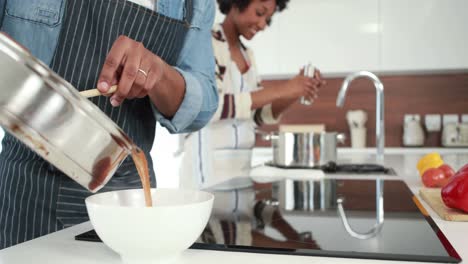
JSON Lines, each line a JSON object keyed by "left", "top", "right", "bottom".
{"left": 441, "top": 166, "right": 468, "bottom": 213}
{"left": 422, "top": 168, "right": 447, "bottom": 188}
{"left": 421, "top": 164, "right": 455, "bottom": 188}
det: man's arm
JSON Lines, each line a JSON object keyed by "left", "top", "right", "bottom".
{"left": 154, "top": 0, "right": 218, "bottom": 133}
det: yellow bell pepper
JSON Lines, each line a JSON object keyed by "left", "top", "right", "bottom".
{"left": 417, "top": 153, "right": 444, "bottom": 176}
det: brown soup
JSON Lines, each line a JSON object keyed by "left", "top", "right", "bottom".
{"left": 89, "top": 147, "right": 153, "bottom": 207}
{"left": 131, "top": 147, "right": 152, "bottom": 207}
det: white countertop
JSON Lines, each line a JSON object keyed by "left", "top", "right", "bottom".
{"left": 1, "top": 148, "right": 467, "bottom": 264}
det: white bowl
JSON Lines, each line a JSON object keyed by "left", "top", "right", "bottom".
{"left": 85, "top": 188, "right": 214, "bottom": 264}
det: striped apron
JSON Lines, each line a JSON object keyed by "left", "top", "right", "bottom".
{"left": 0, "top": 0, "right": 192, "bottom": 249}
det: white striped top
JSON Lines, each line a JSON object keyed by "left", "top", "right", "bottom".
{"left": 178, "top": 24, "right": 281, "bottom": 189}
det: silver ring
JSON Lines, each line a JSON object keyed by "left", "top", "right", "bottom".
{"left": 138, "top": 68, "right": 148, "bottom": 77}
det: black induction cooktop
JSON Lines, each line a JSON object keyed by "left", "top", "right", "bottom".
{"left": 76, "top": 178, "right": 461, "bottom": 263}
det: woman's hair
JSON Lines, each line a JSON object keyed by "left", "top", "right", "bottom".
{"left": 217, "top": 0, "right": 290, "bottom": 15}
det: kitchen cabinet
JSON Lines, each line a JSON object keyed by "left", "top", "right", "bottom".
{"left": 380, "top": 0, "right": 468, "bottom": 71}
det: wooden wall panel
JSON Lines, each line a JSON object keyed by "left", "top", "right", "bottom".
{"left": 257, "top": 73, "right": 468, "bottom": 147}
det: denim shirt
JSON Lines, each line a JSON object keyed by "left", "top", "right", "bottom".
{"left": 0, "top": 0, "right": 218, "bottom": 133}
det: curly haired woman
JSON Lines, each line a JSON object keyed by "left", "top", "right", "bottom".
{"left": 180, "top": 0, "right": 326, "bottom": 190}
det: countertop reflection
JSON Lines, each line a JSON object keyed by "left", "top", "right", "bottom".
{"left": 193, "top": 178, "right": 459, "bottom": 263}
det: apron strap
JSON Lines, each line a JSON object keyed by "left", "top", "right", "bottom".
{"left": 183, "top": 0, "right": 194, "bottom": 26}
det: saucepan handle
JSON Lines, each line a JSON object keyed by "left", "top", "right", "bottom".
{"left": 80, "top": 85, "right": 118, "bottom": 98}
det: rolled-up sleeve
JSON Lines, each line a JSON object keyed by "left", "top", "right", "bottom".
{"left": 155, "top": 0, "right": 218, "bottom": 133}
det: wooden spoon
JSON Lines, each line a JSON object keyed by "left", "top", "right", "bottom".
{"left": 80, "top": 85, "right": 118, "bottom": 98}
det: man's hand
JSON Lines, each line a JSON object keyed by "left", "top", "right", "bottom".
{"left": 97, "top": 35, "right": 166, "bottom": 107}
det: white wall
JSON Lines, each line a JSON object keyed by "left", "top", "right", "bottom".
{"left": 150, "top": 123, "right": 181, "bottom": 188}
{"left": 217, "top": 0, "right": 468, "bottom": 76}
{"left": 381, "top": 0, "right": 468, "bottom": 71}
{"left": 261, "top": 0, "right": 380, "bottom": 75}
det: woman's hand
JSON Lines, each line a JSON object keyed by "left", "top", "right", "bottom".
{"left": 307, "top": 67, "right": 326, "bottom": 102}
{"left": 312, "top": 68, "right": 326, "bottom": 90}
{"left": 283, "top": 68, "right": 326, "bottom": 101}
{"left": 97, "top": 35, "right": 166, "bottom": 107}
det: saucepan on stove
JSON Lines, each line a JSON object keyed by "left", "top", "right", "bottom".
{"left": 0, "top": 32, "right": 133, "bottom": 192}
{"left": 258, "top": 130, "right": 346, "bottom": 168}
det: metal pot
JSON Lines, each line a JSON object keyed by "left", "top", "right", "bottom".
{"left": 261, "top": 130, "right": 345, "bottom": 168}
{"left": 0, "top": 33, "right": 134, "bottom": 192}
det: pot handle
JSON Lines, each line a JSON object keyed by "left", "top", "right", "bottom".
{"left": 255, "top": 129, "right": 278, "bottom": 141}
{"left": 336, "top": 133, "right": 346, "bottom": 144}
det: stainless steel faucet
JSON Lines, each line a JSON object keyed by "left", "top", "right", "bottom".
{"left": 336, "top": 71, "right": 385, "bottom": 164}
